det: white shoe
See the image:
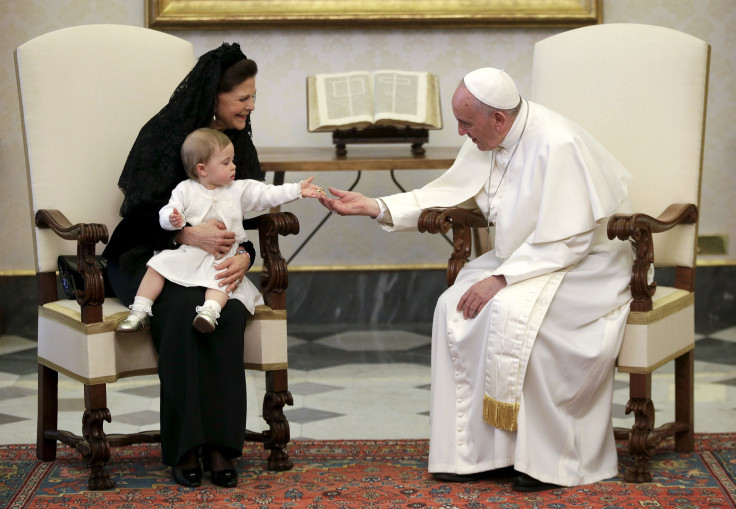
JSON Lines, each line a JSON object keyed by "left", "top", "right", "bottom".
{"left": 193, "top": 306, "right": 220, "bottom": 334}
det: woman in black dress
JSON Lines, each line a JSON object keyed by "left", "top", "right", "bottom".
{"left": 103, "top": 43, "right": 262, "bottom": 488}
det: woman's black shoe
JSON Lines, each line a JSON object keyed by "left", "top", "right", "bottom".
{"left": 210, "top": 468, "right": 238, "bottom": 488}
{"left": 202, "top": 451, "right": 238, "bottom": 488}
{"left": 172, "top": 465, "right": 202, "bottom": 487}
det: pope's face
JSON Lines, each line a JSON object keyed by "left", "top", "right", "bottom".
{"left": 212, "top": 77, "right": 256, "bottom": 131}
{"left": 452, "top": 85, "right": 506, "bottom": 151}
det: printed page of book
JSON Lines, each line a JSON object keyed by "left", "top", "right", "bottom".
{"left": 372, "top": 71, "right": 442, "bottom": 129}
{"left": 307, "top": 71, "right": 375, "bottom": 132}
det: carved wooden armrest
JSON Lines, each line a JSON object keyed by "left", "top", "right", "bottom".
{"left": 243, "top": 212, "right": 300, "bottom": 310}
{"left": 418, "top": 207, "right": 487, "bottom": 286}
{"left": 34, "top": 209, "right": 109, "bottom": 322}
{"left": 607, "top": 203, "right": 698, "bottom": 312}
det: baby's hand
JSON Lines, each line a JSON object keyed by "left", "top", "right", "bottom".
{"left": 300, "top": 176, "right": 326, "bottom": 199}
{"left": 170, "top": 208, "right": 185, "bottom": 229}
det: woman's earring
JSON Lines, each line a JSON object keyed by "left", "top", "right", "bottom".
{"left": 212, "top": 112, "right": 217, "bottom": 123}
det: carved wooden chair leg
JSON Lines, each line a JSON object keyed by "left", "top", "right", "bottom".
{"left": 624, "top": 373, "right": 655, "bottom": 482}
{"left": 674, "top": 349, "right": 695, "bottom": 452}
{"left": 37, "top": 364, "right": 58, "bottom": 461}
{"left": 82, "top": 384, "right": 115, "bottom": 490}
{"left": 262, "top": 369, "right": 294, "bottom": 471}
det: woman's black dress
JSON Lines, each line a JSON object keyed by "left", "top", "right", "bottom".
{"left": 106, "top": 125, "right": 261, "bottom": 464}
{"left": 107, "top": 263, "right": 248, "bottom": 466}
{"left": 103, "top": 43, "right": 264, "bottom": 464}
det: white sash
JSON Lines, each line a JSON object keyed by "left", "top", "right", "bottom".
{"left": 482, "top": 270, "right": 568, "bottom": 431}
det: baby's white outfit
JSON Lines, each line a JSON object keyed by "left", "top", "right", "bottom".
{"left": 147, "top": 178, "right": 302, "bottom": 314}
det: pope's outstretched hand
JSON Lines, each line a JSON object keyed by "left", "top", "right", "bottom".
{"left": 318, "top": 187, "right": 381, "bottom": 218}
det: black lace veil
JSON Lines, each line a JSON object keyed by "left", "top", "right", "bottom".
{"left": 117, "top": 42, "right": 264, "bottom": 218}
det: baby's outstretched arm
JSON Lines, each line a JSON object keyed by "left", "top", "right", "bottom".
{"left": 169, "top": 208, "right": 185, "bottom": 229}
{"left": 300, "top": 176, "right": 326, "bottom": 199}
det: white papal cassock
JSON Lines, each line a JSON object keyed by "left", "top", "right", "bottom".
{"left": 377, "top": 100, "right": 634, "bottom": 486}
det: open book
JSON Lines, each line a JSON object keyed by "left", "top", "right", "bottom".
{"left": 307, "top": 70, "right": 442, "bottom": 132}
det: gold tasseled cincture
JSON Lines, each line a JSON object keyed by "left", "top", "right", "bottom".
{"left": 483, "top": 395, "right": 519, "bottom": 431}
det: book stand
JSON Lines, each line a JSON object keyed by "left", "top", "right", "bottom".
{"left": 332, "top": 126, "right": 429, "bottom": 156}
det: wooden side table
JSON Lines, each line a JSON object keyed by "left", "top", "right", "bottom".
{"left": 259, "top": 146, "right": 457, "bottom": 180}
{"left": 258, "top": 146, "right": 459, "bottom": 263}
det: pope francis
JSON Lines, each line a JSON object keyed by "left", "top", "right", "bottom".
{"left": 318, "top": 68, "right": 633, "bottom": 492}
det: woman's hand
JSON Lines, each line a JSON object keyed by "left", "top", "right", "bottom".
{"left": 457, "top": 275, "right": 507, "bottom": 319}
{"left": 214, "top": 251, "right": 251, "bottom": 293}
{"left": 176, "top": 219, "right": 235, "bottom": 258}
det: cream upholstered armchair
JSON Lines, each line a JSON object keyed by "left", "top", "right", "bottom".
{"left": 418, "top": 23, "right": 709, "bottom": 483}
{"left": 16, "top": 25, "right": 296, "bottom": 490}
{"left": 531, "top": 23, "right": 709, "bottom": 483}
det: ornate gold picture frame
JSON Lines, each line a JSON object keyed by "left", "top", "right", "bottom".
{"left": 146, "top": 0, "right": 601, "bottom": 30}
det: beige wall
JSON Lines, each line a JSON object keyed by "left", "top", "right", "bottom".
{"left": 2, "top": 0, "right": 734, "bottom": 272}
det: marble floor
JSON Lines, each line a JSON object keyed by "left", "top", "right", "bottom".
{"left": 1, "top": 323, "right": 736, "bottom": 446}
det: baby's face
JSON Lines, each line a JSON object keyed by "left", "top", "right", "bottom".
{"left": 200, "top": 143, "right": 236, "bottom": 187}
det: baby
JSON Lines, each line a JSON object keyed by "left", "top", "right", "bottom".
{"left": 117, "top": 127, "right": 323, "bottom": 334}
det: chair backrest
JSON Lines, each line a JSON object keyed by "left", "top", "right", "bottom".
{"left": 16, "top": 24, "right": 195, "bottom": 273}
{"left": 531, "top": 23, "right": 709, "bottom": 268}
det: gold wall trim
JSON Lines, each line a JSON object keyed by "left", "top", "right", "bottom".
{"left": 3, "top": 258, "right": 736, "bottom": 276}
{"left": 696, "top": 258, "right": 736, "bottom": 267}
{"left": 253, "top": 264, "right": 448, "bottom": 272}
{"left": 0, "top": 270, "right": 36, "bottom": 276}
{"left": 262, "top": 259, "right": 736, "bottom": 271}
{"left": 146, "top": 0, "right": 601, "bottom": 30}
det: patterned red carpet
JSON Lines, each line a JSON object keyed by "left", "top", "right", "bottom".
{"left": 2, "top": 435, "right": 735, "bottom": 508}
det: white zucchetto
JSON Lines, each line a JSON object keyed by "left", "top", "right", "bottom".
{"left": 463, "top": 68, "right": 520, "bottom": 109}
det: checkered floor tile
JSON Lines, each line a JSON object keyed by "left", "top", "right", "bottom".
{"left": 1, "top": 325, "right": 735, "bottom": 445}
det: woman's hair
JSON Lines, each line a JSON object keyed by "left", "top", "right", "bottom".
{"left": 181, "top": 128, "right": 233, "bottom": 180}
{"left": 217, "top": 58, "right": 258, "bottom": 93}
